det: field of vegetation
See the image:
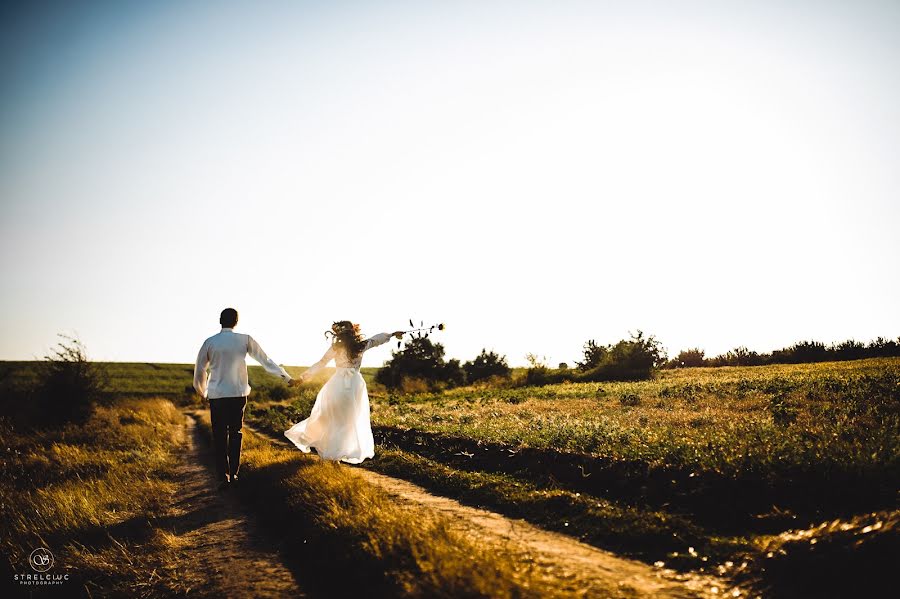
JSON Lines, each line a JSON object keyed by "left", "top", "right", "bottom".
{"left": 0, "top": 397, "right": 193, "bottom": 595}
{"left": 188, "top": 410, "right": 581, "bottom": 598}
{"left": 2, "top": 355, "right": 897, "bottom": 596}
{"left": 247, "top": 357, "right": 900, "bottom": 597}
{"left": 0, "top": 359, "right": 585, "bottom": 597}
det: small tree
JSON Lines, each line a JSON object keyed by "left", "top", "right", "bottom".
{"left": 463, "top": 349, "right": 511, "bottom": 384}
{"left": 376, "top": 337, "right": 464, "bottom": 390}
{"left": 38, "top": 335, "right": 108, "bottom": 424}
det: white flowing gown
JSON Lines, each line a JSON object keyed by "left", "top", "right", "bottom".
{"left": 284, "top": 333, "right": 392, "bottom": 464}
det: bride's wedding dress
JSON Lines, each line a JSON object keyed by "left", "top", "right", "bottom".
{"left": 284, "top": 333, "right": 392, "bottom": 463}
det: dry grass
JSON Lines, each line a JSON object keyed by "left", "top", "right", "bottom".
{"left": 191, "top": 410, "right": 571, "bottom": 598}
{"left": 0, "top": 398, "right": 195, "bottom": 597}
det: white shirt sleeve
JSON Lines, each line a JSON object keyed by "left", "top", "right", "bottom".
{"left": 364, "top": 333, "right": 393, "bottom": 352}
{"left": 247, "top": 336, "right": 292, "bottom": 382}
{"left": 301, "top": 346, "right": 337, "bottom": 379}
{"left": 193, "top": 339, "right": 211, "bottom": 398}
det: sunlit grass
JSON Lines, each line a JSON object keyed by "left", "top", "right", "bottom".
{"left": 245, "top": 357, "right": 899, "bottom": 596}
{"left": 369, "top": 358, "right": 900, "bottom": 479}
{"left": 0, "top": 398, "right": 194, "bottom": 596}
{"left": 191, "top": 410, "right": 589, "bottom": 598}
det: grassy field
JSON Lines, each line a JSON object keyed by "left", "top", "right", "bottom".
{"left": 246, "top": 357, "right": 900, "bottom": 597}
{"left": 0, "top": 397, "right": 195, "bottom": 596}
{"left": 0, "top": 361, "right": 600, "bottom": 597}
{"left": 2, "top": 357, "right": 897, "bottom": 596}
{"left": 188, "top": 410, "right": 574, "bottom": 598}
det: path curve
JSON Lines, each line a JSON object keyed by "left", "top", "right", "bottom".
{"left": 253, "top": 422, "right": 735, "bottom": 598}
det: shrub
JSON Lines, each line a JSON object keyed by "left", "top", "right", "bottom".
{"left": 266, "top": 385, "right": 293, "bottom": 401}
{"left": 522, "top": 367, "right": 569, "bottom": 386}
{"left": 619, "top": 392, "right": 641, "bottom": 407}
{"left": 771, "top": 341, "right": 830, "bottom": 364}
{"left": 37, "top": 335, "right": 108, "bottom": 424}
{"left": 868, "top": 337, "right": 900, "bottom": 358}
{"left": 578, "top": 331, "right": 666, "bottom": 382}
{"left": 376, "top": 337, "right": 464, "bottom": 390}
{"left": 674, "top": 348, "right": 706, "bottom": 368}
{"left": 834, "top": 339, "right": 867, "bottom": 361}
{"left": 768, "top": 394, "right": 797, "bottom": 426}
{"left": 710, "top": 346, "right": 765, "bottom": 367}
{"left": 519, "top": 353, "right": 569, "bottom": 386}
{"left": 462, "top": 349, "right": 511, "bottom": 384}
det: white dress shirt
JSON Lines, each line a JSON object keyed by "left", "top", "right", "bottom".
{"left": 193, "top": 328, "right": 292, "bottom": 399}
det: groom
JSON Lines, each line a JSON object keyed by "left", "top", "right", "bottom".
{"left": 193, "top": 308, "right": 293, "bottom": 489}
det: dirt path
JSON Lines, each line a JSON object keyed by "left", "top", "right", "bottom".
{"left": 167, "top": 415, "right": 305, "bottom": 598}
{"left": 358, "top": 469, "right": 728, "bottom": 598}
{"left": 252, "top": 423, "right": 734, "bottom": 598}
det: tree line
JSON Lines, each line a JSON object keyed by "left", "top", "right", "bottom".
{"left": 664, "top": 337, "right": 900, "bottom": 369}
{"left": 376, "top": 333, "right": 900, "bottom": 390}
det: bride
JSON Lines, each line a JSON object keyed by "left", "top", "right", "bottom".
{"left": 285, "top": 321, "right": 403, "bottom": 463}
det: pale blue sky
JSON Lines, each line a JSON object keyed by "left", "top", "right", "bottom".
{"left": 1, "top": 0, "right": 898, "bottom": 366}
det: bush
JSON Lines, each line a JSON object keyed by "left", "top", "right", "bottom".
{"left": 266, "top": 385, "right": 293, "bottom": 402}
{"left": 462, "top": 349, "right": 511, "bottom": 384}
{"left": 522, "top": 367, "right": 569, "bottom": 387}
{"left": 376, "top": 337, "right": 465, "bottom": 390}
{"left": 709, "top": 346, "right": 765, "bottom": 367}
{"left": 868, "top": 337, "right": 900, "bottom": 357}
{"left": 771, "top": 341, "right": 830, "bottom": 364}
{"left": 520, "top": 353, "right": 569, "bottom": 387}
{"left": 674, "top": 348, "right": 706, "bottom": 368}
{"left": 37, "top": 335, "right": 108, "bottom": 424}
{"left": 578, "top": 331, "right": 666, "bottom": 382}
{"left": 619, "top": 392, "right": 641, "bottom": 407}
{"left": 769, "top": 394, "right": 797, "bottom": 426}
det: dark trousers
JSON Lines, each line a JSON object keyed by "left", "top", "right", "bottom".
{"left": 209, "top": 396, "right": 247, "bottom": 482}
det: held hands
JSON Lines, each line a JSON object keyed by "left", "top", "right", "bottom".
{"left": 288, "top": 377, "right": 304, "bottom": 388}
{"left": 392, "top": 331, "right": 404, "bottom": 339}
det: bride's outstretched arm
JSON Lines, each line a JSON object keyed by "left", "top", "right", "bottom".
{"left": 299, "top": 346, "right": 336, "bottom": 381}
{"left": 364, "top": 331, "right": 405, "bottom": 352}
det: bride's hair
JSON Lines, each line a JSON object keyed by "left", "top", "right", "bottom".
{"left": 326, "top": 321, "right": 367, "bottom": 359}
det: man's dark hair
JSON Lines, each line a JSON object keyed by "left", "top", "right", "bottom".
{"left": 220, "top": 308, "right": 238, "bottom": 328}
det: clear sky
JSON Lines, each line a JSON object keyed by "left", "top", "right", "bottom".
{"left": 1, "top": 0, "right": 898, "bottom": 367}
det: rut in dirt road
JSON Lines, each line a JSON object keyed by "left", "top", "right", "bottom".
{"left": 167, "top": 415, "right": 305, "bottom": 598}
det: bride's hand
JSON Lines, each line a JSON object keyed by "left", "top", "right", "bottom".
{"left": 392, "top": 331, "right": 404, "bottom": 339}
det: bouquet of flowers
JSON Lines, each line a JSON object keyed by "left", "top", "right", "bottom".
{"left": 398, "top": 319, "right": 445, "bottom": 348}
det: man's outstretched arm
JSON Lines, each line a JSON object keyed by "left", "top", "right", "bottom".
{"left": 248, "top": 336, "right": 292, "bottom": 383}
